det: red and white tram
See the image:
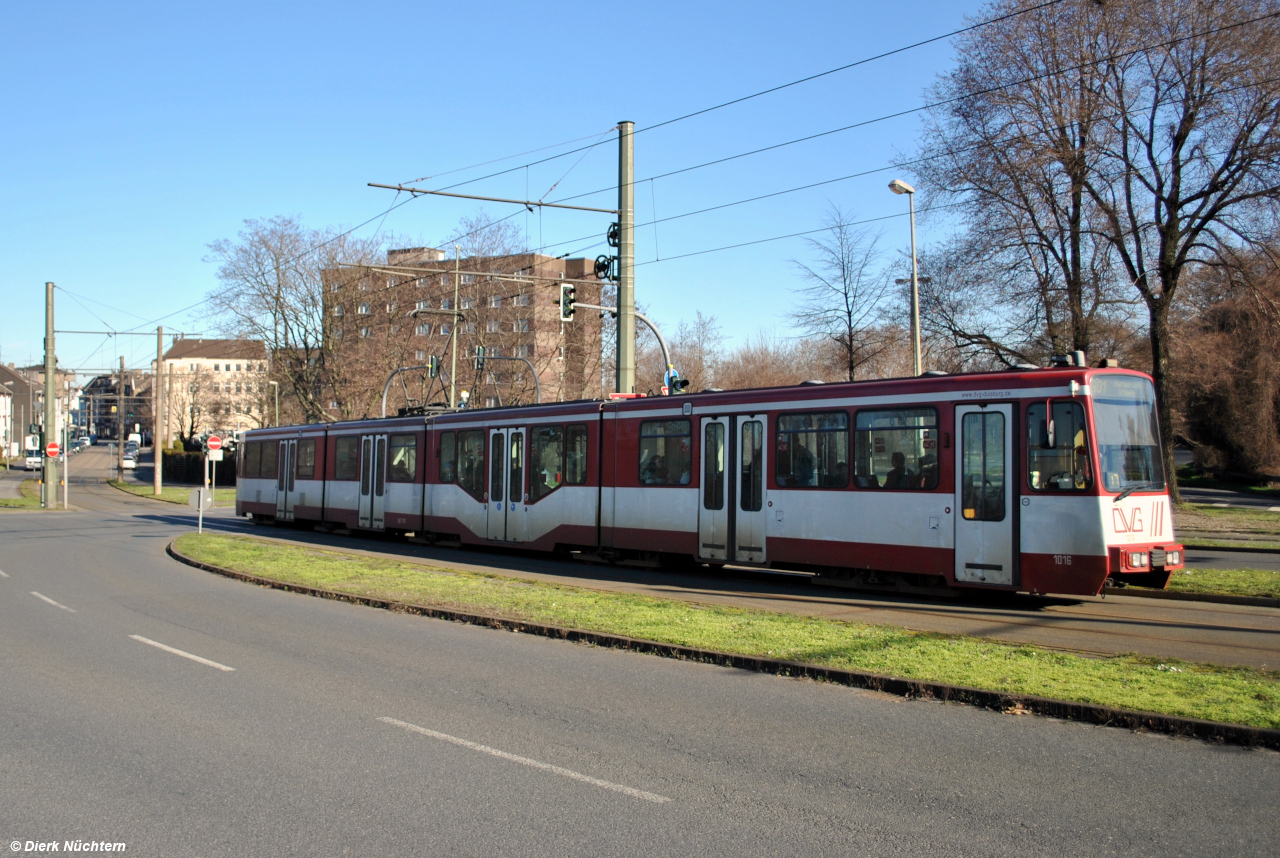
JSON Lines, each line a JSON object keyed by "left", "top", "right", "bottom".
{"left": 235, "top": 365, "right": 1184, "bottom": 597}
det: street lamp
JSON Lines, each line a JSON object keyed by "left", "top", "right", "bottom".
{"left": 267, "top": 381, "right": 279, "bottom": 427}
{"left": 888, "top": 178, "right": 922, "bottom": 376}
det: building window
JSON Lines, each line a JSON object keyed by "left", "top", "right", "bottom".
{"left": 485, "top": 371, "right": 498, "bottom": 384}
{"left": 462, "top": 274, "right": 475, "bottom": 285}
{"left": 189, "top": 363, "right": 198, "bottom": 372}
{"left": 415, "top": 350, "right": 427, "bottom": 361}
{"left": 416, "top": 323, "right": 431, "bottom": 336}
{"left": 514, "top": 319, "right": 529, "bottom": 333}
{"left": 386, "top": 303, "right": 397, "bottom": 314}
{"left": 359, "top": 327, "right": 372, "bottom": 338}
{"left": 439, "top": 324, "right": 451, "bottom": 336}
{"left": 486, "top": 320, "right": 501, "bottom": 333}
{"left": 513, "top": 344, "right": 531, "bottom": 358}
{"left": 463, "top": 322, "right": 476, "bottom": 334}
{"left": 489, "top": 295, "right": 502, "bottom": 308}
{"left": 440, "top": 299, "right": 452, "bottom": 311}
{"left": 333, "top": 306, "right": 344, "bottom": 316}
{"left": 513, "top": 294, "right": 530, "bottom": 306}
{"left": 357, "top": 303, "right": 371, "bottom": 315}
{"left": 415, "top": 300, "right": 430, "bottom": 310}
{"left": 213, "top": 364, "right": 221, "bottom": 372}
{"left": 235, "top": 364, "right": 241, "bottom": 372}
{"left": 460, "top": 297, "right": 474, "bottom": 310}
{"left": 333, "top": 328, "right": 344, "bottom": 340}
{"left": 484, "top": 397, "right": 499, "bottom": 408}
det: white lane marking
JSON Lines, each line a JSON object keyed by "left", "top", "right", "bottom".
{"left": 128, "top": 635, "right": 236, "bottom": 672}
{"left": 1211, "top": 502, "right": 1230, "bottom": 507}
{"left": 0, "top": 569, "right": 9, "bottom": 577}
{"left": 31, "top": 591, "right": 75, "bottom": 612}
{"left": 378, "top": 717, "right": 671, "bottom": 804}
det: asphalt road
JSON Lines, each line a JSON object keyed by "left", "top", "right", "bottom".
{"left": 2, "top": 496, "right": 1278, "bottom": 856}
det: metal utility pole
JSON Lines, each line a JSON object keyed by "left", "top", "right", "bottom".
{"left": 165, "top": 363, "right": 172, "bottom": 455}
{"left": 450, "top": 245, "right": 461, "bottom": 408}
{"left": 117, "top": 356, "right": 125, "bottom": 476}
{"left": 154, "top": 326, "right": 163, "bottom": 496}
{"left": 616, "top": 121, "right": 636, "bottom": 395}
{"left": 43, "top": 282, "right": 58, "bottom": 509}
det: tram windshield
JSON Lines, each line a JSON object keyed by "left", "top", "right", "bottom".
{"left": 1091, "top": 375, "right": 1165, "bottom": 493}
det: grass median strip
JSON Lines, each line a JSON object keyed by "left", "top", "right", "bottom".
{"left": 173, "top": 533, "right": 1280, "bottom": 730}
{"left": 0, "top": 479, "right": 44, "bottom": 509}
{"left": 109, "top": 480, "right": 235, "bottom": 506}
{"left": 1166, "top": 568, "right": 1280, "bottom": 600}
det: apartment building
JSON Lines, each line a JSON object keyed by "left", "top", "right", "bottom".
{"left": 154, "top": 338, "right": 270, "bottom": 442}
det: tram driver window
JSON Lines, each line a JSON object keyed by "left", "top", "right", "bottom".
{"left": 334, "top": 437, "right": 359, "bottom": 481}
{"left": 775, "top": 412, "right": 848, "bottom": 488}
{"left": 639, "top": 419, "right": 692, "bottom": 485}
{"left": 853, "top": 408, "right": 939, "bottom": 490}
{"left": 1027, "top": 401, "right": 1090, "bottom": 491}
{"left": 388, "top": 434, "right": 416, "bottom": 482}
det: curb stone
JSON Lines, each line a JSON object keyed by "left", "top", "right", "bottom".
{"left": 165, "top": 539, "right": 1280, "bottom": 751}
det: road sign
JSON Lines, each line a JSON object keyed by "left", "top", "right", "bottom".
{"left": 207, "top": 449, "right": 224, "bottom": 462}
{"left": 206, "top": 435, "right": 223, "bottom": 451}
{"left": 45, "top": 441, "right": 60, "bottom": 458}
{"left": 188, "top": 488, "right": 213, "bottom": 510}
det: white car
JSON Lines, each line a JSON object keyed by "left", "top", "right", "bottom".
{"left": 24, "top": 452, "right": 42, "bottom": 471}
{"left": 122, "top": 454, "right": 137, "bottom": 470}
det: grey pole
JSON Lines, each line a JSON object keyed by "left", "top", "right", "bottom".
{"left": 450, "top": 245, "right": 461, "bottom": 408}
{"left": 164, "top": 363, "right": 172, "bottom": 455}
{"left": 616, "top": 121, "right": 636, "bottom": 395}
{"left": 907, "top": 191, "right": 921, "bottom": 376}
{"left": 43, "top": 282, "right": 58, "bottom": 509}
{"left": 117, "top": 356, "right": 125, "bottom": 477}
{"left": 154, "top": 326, "right": 163, "bottom": 496}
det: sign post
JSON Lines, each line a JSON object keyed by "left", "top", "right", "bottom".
{"left": 206, "top": 436, "right": 222, "bottom": 504}
{"left": 188, "top": 488, "right": 212, "bottom": 533}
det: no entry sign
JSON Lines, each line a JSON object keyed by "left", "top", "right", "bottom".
{"left": 206, "top": 435, "right": 223, "bottom": 452}
{"left": 45, "top": 441, "right": 60, "bottom": 457}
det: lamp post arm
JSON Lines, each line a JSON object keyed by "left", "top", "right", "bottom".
{"left": 381, "top": 365, "right": 444, "bottom": 417}
{"left": 478, "top": 356, "right": 541, "bottom": 403}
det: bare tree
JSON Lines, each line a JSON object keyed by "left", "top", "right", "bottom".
{"left": 206, "top": 216, "right": 385, "bottom": 422}
{"left": 789, "top": 205, "right": 892, "bottom": 381}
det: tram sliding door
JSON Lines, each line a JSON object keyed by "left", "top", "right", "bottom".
{"left": 954, "top": 404, "right": 1015, "bottom": 586}
{"left": 486, "top": 427, "right": 525, "bottom": 542}
{"left": 358, "top": 433, "right": 388, "bottom": 530}
{"left": 697, "top": 415, "right": 767, "bottom": 564}
{"left": 275, "top": 439, "right": 297, "bottom": 521}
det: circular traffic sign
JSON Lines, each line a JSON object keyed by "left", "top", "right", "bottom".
{"left": 45, "top": 441, "right": 60, "bottom": 457}
{"left": 206, "top": 435, "right": 223, "bottom": 451}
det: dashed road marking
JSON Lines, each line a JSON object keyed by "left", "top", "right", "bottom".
{"left": 128, "top": 635, "right": 236, "bottom": 671}
{"left": 378, "top": 717, "right": 671, "bottom": 804}
{"left": 0, "top": 569, "right": 9, "bottom": 577}
{"left": 31, "top": 591, "right": 75, "bottom": 612}
{"left": 1212, "top": 502, "right": 1230, "bottom": 507}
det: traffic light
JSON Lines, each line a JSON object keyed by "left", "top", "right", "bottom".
{"left": 427, "top": 355, "right": 440, "bottom": 378}
{"left": 665, "top": 370, "right": 691, "bottom": 395}
{"left": 558, "top": 283, "right": 576, "bottom": 322}
{"left": 474, "top": 346, "right": 487, "bottom": 372}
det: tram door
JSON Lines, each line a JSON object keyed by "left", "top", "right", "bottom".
{"left": 358, "top": 433, "right": 388, "bottom": 530}
{"left": 697, "top": 416, "right": 768, "bottom": 564}
{"left": 275, "top": 439, "right": 297, "bottom": 521}
{"left": 486, "top": 427, "right": 525, "bottom": 542}
{"left": 954, "top": 404, "right": 1015, "bottom": 586}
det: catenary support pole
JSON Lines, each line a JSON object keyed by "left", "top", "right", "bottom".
{"left": 450, "top": 245, "right": 460, "bottom": 408}
{"left": 117, "top": 356, "right": 125, "bottom": 476}
{"left": 43, "top": 282, "right": 58, "bottom": 509}
{"left": 154, "top": 326, "right": 163, "bottom": 496}
{"left": 616, "top": 121, "right": 635, "bottom": 395}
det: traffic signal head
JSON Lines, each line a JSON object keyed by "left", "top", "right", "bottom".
{"left": 427, "top": 355, "right": 440, "bottom": 378}
{"left": 558, "top": 283, "right": 577, "bottom": 322}
{"left": 670, "top": 376, "right": 691, "bottom": 394}
{"left": 474, "top": 346, "right": 487, "bottom": 372}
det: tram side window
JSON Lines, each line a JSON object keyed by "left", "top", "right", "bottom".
{"left": 639, "top": 419, "right": 692, "bottom": 485}
{"left": 388, "top": 434, "right": 416, "bottom": 482}
{"left": 296, "top": 439, "right": 316, "bottom": 480}
{"left": 260, "top": 441, "right": 278, "bottom": 481}
{"left": 457, "top": 430, "right": 486, "bottom": 498}
{"left": 853, "top": 408, "right": 939, "bottom": 490}
{"left": 775, "top": 412, "right": 848, "bottom": 488}
{"left": 439, "top": 432, "right": 457, "bottom": 482}
{"left": 244, "top": 440, "right": 262, "bottom": 479}
{"left": 564, "top": 424, "right": 588, "bottom": 484}
{"left": 530, "top": 426, "right": 564, "bottom": 502}
{"left": 334, "top": 436, "right": 360, "bottom": 480}
{"left": 1027, "top": 401, "right": 1089, "bottom": 491}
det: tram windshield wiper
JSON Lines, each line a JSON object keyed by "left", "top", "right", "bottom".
{"left": 1113, "top": 483, "right": 1162, "bottom": 503}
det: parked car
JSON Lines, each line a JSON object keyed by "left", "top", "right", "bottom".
{"left": 122, "top": 453, "right": 137, "bottom": 470}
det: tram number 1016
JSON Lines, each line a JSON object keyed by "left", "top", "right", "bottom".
{"left": 1053, "top": 555, "right": 1074, "bottom": 566}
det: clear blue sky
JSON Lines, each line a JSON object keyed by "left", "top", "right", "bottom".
{"left": 0, "top": 0, "right": 981, "bottom": 377}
